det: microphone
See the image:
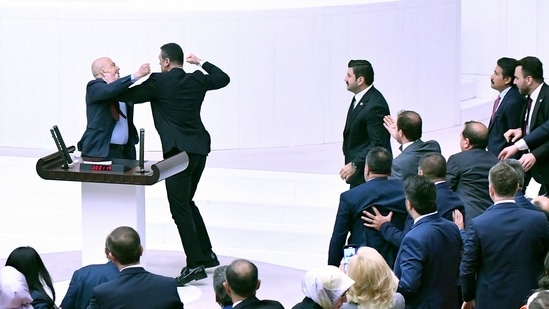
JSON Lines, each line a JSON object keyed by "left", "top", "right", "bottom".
{"left": 138, "top": 128, "right": 145, "bottom": 173}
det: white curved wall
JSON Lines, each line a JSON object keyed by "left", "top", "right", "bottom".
{"left": 0, "top": 0, "right": 460, "bottom": 151}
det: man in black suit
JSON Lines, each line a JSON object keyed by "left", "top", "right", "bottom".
{"left": 446, "top": 121, "right": 498, "bottom": 228}
{"left": 78, "top": 57, "right": 150, "bottom": 160}
{"left": 87, "top": 226, "right": 183, "bottom": 309}
{"left": 328, "top": 147, "right": 407, "bottom": 268}
{"left": 340, "top": 60, "right": 391, "bottom": 188}
{"left": 117, "top": 43, "right": 230, "bottom": 285}
{"left": 223, "top": 259, "right": 284, "bottom": 309}
{"left": 487, "top": 57, "right": 524, "bottom": 157}
{"left": 383, "top": 111, "right": 441, "bottom": 180}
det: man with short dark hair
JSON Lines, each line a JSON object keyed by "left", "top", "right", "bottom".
{"left": 213, "top": 266, "right": 232, "bottom": 309}
{"left": 328, "top": 147, "right": 407, "bottom": 268}
{"left": 460, "top": 162, "right": 548, "bottom": 309}
{"left": 446, "top": 121, "right": 499, "bottom": 227}
{"left": 87, "top": 226, "right": 183, "bottom": 309}
{"left": 383, "top": 110, "right": 441, "bottom": 180}
{"left": 340, "top": 60, "right": 391, "bottom": 188}
{"left": 394, "top": 176, "right": 462, "bottom": 309}
{"left": 223, "top": 259, "right": 283, "bottom": 309}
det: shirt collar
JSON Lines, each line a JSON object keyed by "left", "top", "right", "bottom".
{"left": 413, "top": 211, "right": 438, "bottom": 224}
{"left": 354, "top": 84, "right": 373, "bottom": 103}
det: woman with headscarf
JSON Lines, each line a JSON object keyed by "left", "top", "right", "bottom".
{"left": 293, "top": 265, "right": 355, "bottom": 309}
{"left": 0, "top": 265, "right": 34, "bottom": 309}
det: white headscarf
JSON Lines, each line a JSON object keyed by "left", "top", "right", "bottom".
{"left": 0, "top": 266, "right": 34, "bottom": 309}
{"left": 301, "top": 265, "right": 355, "bottom": 309}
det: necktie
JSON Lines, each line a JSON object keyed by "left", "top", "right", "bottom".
{"left": 109, "top": 101, "right": 127, "bottom": 121}
{"left": 490, "top": 96, "right": 501, "bottom": 121}
{"left": 351, "top": 97, "right": 357, "bottom": 109}
{"left": 523, "top": 96, "right": 533, "bottom": 134}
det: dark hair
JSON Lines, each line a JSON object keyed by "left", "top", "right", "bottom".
{"left": 501, "top": 159, "right": 525, "bottom": 189}
{"left": 213, "top": 266, "right": 232, "bottom": 306}
{"left": 5, "top": 247, "right": 56, "bottom": 305}
{"left": 517, "top": 56, "right": 544, "bottom": 84}
{"left": 397, "top": 110, "right": 422, "bottom": 141}
{"left": 462, "top": 121, "right": 489, "bottom": 149}
{"left": 225, "top": 259, "right": 258, "bottom": 298}
{"left": 366, "top": 147, "right": 392, "bottom": 174}
{"left": 160, "top": 42, "right": 184, "bottom": 65}
{"left": 537, "top": 252, "right": 549, "bottom": 289}
{"left": 489, "top": 162, "right": 519, "bottom": 197}
{"left": 529, "top": 290, "right": 549, "bottom": 309}
{"left": 404, "top": 175, "right": 437, "bottom": 215}
{"left": 348, "top": 60, "right": 374, "bottom": 85}
{"left": 497, "top": 57, "right": 518, "bottom": 86}
{"left": 419, "top": 152, "right": 447, "bottom": 179}
{"left": 106, "top": 226, "right": 141, "bottom": 265}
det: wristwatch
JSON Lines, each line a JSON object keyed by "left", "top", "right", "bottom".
{"left": 351, "top": 162, "right": 357, "bottom": 170}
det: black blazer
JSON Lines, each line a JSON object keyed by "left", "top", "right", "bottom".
{"left": 523, "top": 83, "right": 549, "bottom": 185}
{"left": 118, "top": 62, "right": 230, "bottom": 156}
{"left": 523, "top": 118, "right": 549, "bottom": 150}
{"left": 342, "top": 86, "right": 391, "bottom": 186}
{"left": 487, "top": 87, "right": 524, "bottom": 157}
{"left": 233, "top": 296, "right": 284, "bottom": 309}
{"left": 87, "top": 267, "right": 183, "bottom": 309}
{"left": 78, "top": 75, "right": 138, "bottom": 158}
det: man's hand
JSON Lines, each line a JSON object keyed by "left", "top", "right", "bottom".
{"left": 453, "top": 209, "right": 464, "bottom": 230}
{"left": 361, "top": 206, "right": 391, "bottom": 231}
{"left": 134, "top": 63, "right": 151, "bottom": 79}
{"left": 339, "top": 163, "right": 356, "bottom": 182}
{"left": 519, "top": 153, "right": 537, "bottom": 171}
{"left": 504, "top": 128, "right": 523, "bottom": 143}
{"left": 462, "top": 300, "right": 475, "bottom": 309}
{"left": 383, "top": 115, "right": 399, "bottom": 140}
{"left": 186, "top": 53, "right": 202, "bottom": 65}
{"left": 498, "top": 145, "right": 519, "bottom": 160}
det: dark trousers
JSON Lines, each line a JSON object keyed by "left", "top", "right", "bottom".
{"left": 165, "top": 151, "right": 213, "bottom": 267}
{"left": 108, "top": 143, "right": 136, "bottom": 160}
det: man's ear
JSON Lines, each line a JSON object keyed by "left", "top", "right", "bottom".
{"left": 108, "top": 252, "right": 116, "bottom": 262}
{"left": 223, "top": 281, "right": 231, "bottom": 295}
{"left": 256, "top": 279, "right": 261, "bottom": 291}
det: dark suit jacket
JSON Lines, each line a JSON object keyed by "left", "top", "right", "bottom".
{"left": 523, "top": 118, "right": 549, "bottom": 150}
{"left": 87, "top": 267, "right": 183, "bottom": 309}
{"left": 522, "top": 83, "right": 549, "bottom": 185}
{"left": 394, "top": 214, "right": 462, "bottom": 309}
{"left": 233, "top": 296, "right": 284, "bottom": 309}
{"left": 460, "top": 202, "right": 549, "bottom": 309}
{"left": 435, "top": 181, "right": 465, "bottom": 221}
{"left": 488, "top": 86, "right": 524, "bottom": 157}
{"left": 117, "top": 63, "right": 229, "bottom": 156}
{"left": 446, "top": 148, "right": 499, "bottom": 227}
{"left": 30, "top": 289, "right": 55, "bottom": 309}
{"left": 61, "top": 261, "right": 119, "bottom": 309}
{"left": 78, "top": 75, "right": 138, "bottom": 158}
{"left": 328, "top": 177, "right": 406, "bottom": 267}
{"left": 390, "top": 139, "right": 441, "bottom": 180}
{"left": 343, "top": 86, "right": 391, "bottom": 186}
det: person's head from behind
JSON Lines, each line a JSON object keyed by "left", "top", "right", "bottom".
{"left": 524, "top": 290, "right": 549, "bottom": 309}
{"left": 159, "top": 42, "right": 184, "bottom": 72}
{"left": 224, "top": 259, "right": 259, "bottom": 301}
{"left": 364, "top": 147, "right": 392, "bottom": 179}
{"left": 491, "top": 57, "right": 518, "bottom": 92}
{"left": 488, "top": 162, "right": 519, "bottom": 201}
{"left": 396, "top": 110, "right": 422, "bottom": 144}
{"left": 418, "top": 152, "right": 447, "bottom": 181}
{"left": 213, "top": 265, "right": 232, "bottom": 307}
{"left": 345, "top": 60, "right": 374, "bottom": 94}
{"left": 460, "top": 121, "right": 489, "bottom": 151}
{"left": 301, "top": 265, "right": 355, "bottom": 309}
{"left": 5, "top": 246, "right": 55, "bottom": 301}
{"left": 346, "top": 247, "right": 397, "bottom": 308}
{"left": 500, "top": 159, "right": 525, "bottom": 191}
{"left": 106, "top": 226, "right": 142, "bottom": 267}
{"left": 91, "top": 57, "right": 120, "bottom": 80}
{"left": 515, "top": 56, "right": 544, "bottom": 96}
{"left": 537, "top": 251, "right": 549, "bottom": 290}
{"left": 404, "top": 175, "right": 437, "bottom": 218}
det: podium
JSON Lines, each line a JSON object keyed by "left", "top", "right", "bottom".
{"left": 36, "top": 146, "right": 189, "bottom": 266}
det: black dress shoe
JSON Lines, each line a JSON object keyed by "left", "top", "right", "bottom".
{"left": 176, "top": 265, "right": 207, "bottom": 286}
{"left": 202, "top": 252, "right": 220, "bottom": 268}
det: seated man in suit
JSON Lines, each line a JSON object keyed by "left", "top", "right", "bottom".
{"left": 328, "top": 147, "right": 407, "bottom": 268}
{"left": 213, "top": 265, "right": 233, "bottom": 309}
{"left": 223, "top": 259, "right": 283, "bottom": 309}
{"left": 460, "top": 162, "right": 549, "bottom": 309}
{"left": 446, "top": 121, "right": 498, "bottom": 228}
{"left": 87, "top": 226, "right": 183, "bottom": 309}
{"left": 61, "top": 239, "right": 119, "bottom": 309}
{"left": 501, "top": 159, "right": 537, "bottom": 210}
{"left": 394, "top": 176, "right": 462, "bottom": 309}
{"left": 383, "top": 110, "right": 441, "bottom": 180}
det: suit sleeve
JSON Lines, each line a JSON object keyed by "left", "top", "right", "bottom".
{"left": 29, "top": 291, "right": 53, "bottom": 309}
{"left": 86, "top": 289, "right": 101, "bottom": 309}
{"left": 378, "top": 215, "right": 413, "bottom": 247}
{"left": 524, "top": 119, "right": 549, "bottom": 149}
{"left": 327, "top": 193, "right": 354, "bottom": 266}
{"left": 446, "top": 156, "right": 460, "bottom": 190}
{"left": 86, "top": 75, "right": 134, "bottom": 103}
{"left": 116, "top": 75, "right": 159, "bottom": 104}
{"left": 200, "top": 62, "right": 230, "bottom": 90}
{"left": 60, "top": 271, "right": 82, "bottom": 309}
{"left": 396, "top": 236, "right": 425, "bottom": 298}
{"left": 460, "top": 221, "right": 481, "bottom": 302}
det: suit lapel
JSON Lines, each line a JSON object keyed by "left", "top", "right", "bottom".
{"left": 344, "top": 87, "right": 373, "bottom": 134}
{"left": 530, "top": 83, "right": 548, "bottom": 131}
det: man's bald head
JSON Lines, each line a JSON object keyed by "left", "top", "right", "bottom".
{"left": 225, "top": 259, "right": 259, "bottom": 298}
{"left": 461, "top": 120, "right": 489, "bottom": 150}
{"left": 91, "top": 57, "right": 119, "bottom": 79}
